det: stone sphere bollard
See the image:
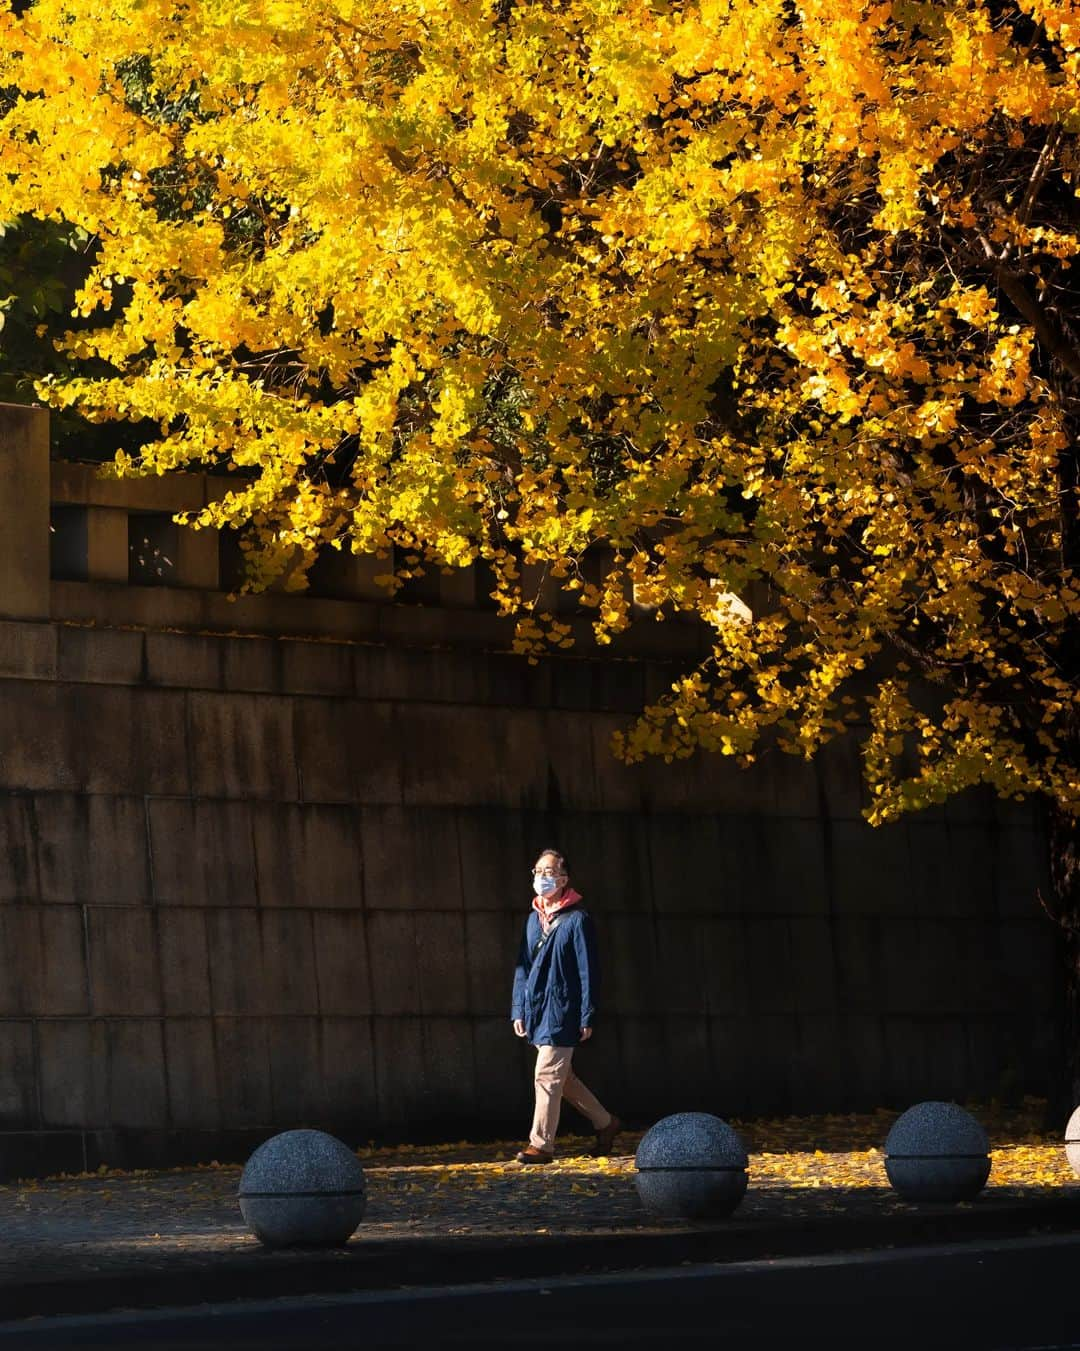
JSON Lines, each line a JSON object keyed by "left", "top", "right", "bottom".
{"left": 238, "top": 1129, "right": 367, "bottom": 1247}
{"left": 634, "top": 1112, "right": 749, "bottom": 1219}
{"left": 1064, "top": 1106, "right": 1080, "bottom": 1178}
{"left": 884, "top": 1102, "right": 991, "bottom": 1203}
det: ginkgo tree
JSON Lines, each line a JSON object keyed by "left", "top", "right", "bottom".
{"left": 2, "top": 0, "right": 1080, "bottom": 1089}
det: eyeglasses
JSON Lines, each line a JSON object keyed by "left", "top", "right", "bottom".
{"left": 532, "top": 868, "right": 564, "bottom": 878}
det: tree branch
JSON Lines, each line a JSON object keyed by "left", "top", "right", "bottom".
{"left": 975, "top": 232, "right": 1080, "bottom": 383}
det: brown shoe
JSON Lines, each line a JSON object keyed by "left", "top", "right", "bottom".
{"left": 592, "top": 1115, "right": 622, "bottom": 1157}
{"left": 515, "top": 1145, "right": 554, "bottom": 1165}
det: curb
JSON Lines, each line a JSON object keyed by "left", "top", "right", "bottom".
{"left": 4, "top": 1194, "right": 1080, "bottom": 1322}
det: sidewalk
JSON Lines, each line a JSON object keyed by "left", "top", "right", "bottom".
{"left": 3, "top": 1105, "right": 1079, "bottom": 1322}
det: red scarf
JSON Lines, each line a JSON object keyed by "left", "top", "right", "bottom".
{"left": 532, "top": 886, "right": 582, "bottom": 934}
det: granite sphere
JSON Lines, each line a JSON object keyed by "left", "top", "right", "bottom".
{"left": 884, "top": 1102, "right": 991, "bottom": 1203}
{"left": 238, "top": 1129, "right": 367, "bottom": 1247}
{"left": 1064, "top": 1105, "right": 1080, "bottom": 1178}
{"left": 635, "top": 1113, "right": 749, "bottom": 1219}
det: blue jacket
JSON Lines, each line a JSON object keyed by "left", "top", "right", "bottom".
{"left": 511, "top": 906, "right": 599, "bottom": 1047}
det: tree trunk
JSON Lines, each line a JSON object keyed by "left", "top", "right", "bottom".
{"left": 1046, "top": 800, "right": 1080, "bottom": 1128}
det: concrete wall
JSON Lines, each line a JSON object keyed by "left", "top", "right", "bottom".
{"left": 0, "top": 405, "right": 1061, "bottom": 1177}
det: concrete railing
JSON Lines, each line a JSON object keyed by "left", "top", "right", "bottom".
{"left": 0, "top": 402, "right": 719, "bottom": 655}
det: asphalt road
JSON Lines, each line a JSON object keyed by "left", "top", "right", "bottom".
{"left": 3, "top": 1233, "right": 1079, "bottom": 1351}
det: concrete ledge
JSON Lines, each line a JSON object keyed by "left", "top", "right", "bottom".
{"left": 50, "top": 463, "right": 214, "bottom": 513}
{"left": 47, "top": 583, "right": 708, "bottom": 659}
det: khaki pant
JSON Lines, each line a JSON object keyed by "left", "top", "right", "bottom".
{"left": 529, "top": 1045, "right": 612, "bottom": 1152}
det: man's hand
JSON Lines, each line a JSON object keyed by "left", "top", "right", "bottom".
{"left": 579, "top": 1026, "right": 593, "bottom": 1042}
{"left": 513, "top": 1019, "right": 527, "bottom": 1038}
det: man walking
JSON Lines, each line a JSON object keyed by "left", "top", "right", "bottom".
{"left": 511, "top": 849, "right": 621, "bottom": 1164}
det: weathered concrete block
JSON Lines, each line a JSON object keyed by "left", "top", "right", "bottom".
{"left": 293, "top": 698, "right": 400, "bottom": 805}
{"left": 214, "top": 1017, "right": 274, "bottom": 1127}
{"left": 0, "top": 404, "right": 49, "bottom": 619}
{"left": 188, "top": 692, "right": 298, "bottom": 801}
{"left": 786, "top": 917, "right": 839, "bottom": 1014}
{"left": 144, "top": 633, "right": 223, "bottom": 690}
{"left": 63, "top": 685, "right": 189, "bottom": 796}
{"left": 372, "top": 1017, "right": 425, "bottom": 1126}
{"left": 882, "top": 1017, "right": 971, "bottom": 1104}
{"left": 415, "top": 913, "right": 469, "bottom": 1015}
{"left": 36, "top": 793, "right": 152, "bottom": 907}
{"left": 993, "top": 827, "right": 1050, "bottom": 917}
{"left": 463, "top": 910, "right": 522, "bottom": 1017}
{"left": 313, "top": 911, "right": 372, "bottom": 1016}
{"left": 605, "top": 917, "right": 660, "bottom": 1017}
{"left": 205, "top": 910, "right": 318, "bottom": 1016}
{"left": 265, "top": 1017, "right": 327, "bottom": 1126}
{"left": 549, "top": 656, "right": 644, "bottom": 716}
{"left": 990, "top": 920, "right": 1058, "bottom": 1014}
{"left": 455, "top": 807, "right": 534, "bottom": 912}
{"left": 652, "top": 918, "right": 708, "bottom": 1014}
{"left": 205, "top": 910, "right": 272, "bottom": 1015}
{"left": 0, "top": 682, "right": 77, "bottom": 791}
{"left": 400, "top": 705, "right": 548, "bottom": 809}
{"left": 0, "top": 620, "right": 57, "bottom": 680}
{"left": 0, "top": 905, "right": 88, "bottom": 1015}
{"left": 258, "top": 910, "right": 319, "bottom": 1016}
{"left": 106, "top": 1020, "right": 168, "bottom": 1129}
{"left": 56, "top": 626, "right": 143, "bottom": 685}
{"left": 828, "top": 819, "right": 913, "bottom": 915}
{"left": 86, "top": 908, "right": 162, "bottom": 1015}
{"left": 614, "top": 1017, "right": 671, "bottom": 1110}
{"left": 319, "top": 1018, "right": 377, "bottom": 1125}
{"left": 635, "top": 1113, "right": 749, "bottom": 1219}
{"left": 280, "top": 641, "right": 355, "bottom": 697}
{"left": 0, "top": 793, "right": 39, "bottom": 902}
{"left": 418, "top": 1018, "right": 477, "bottom": 1120}
{"left": 238, "top": 1129, "right": 366, "bottom": 1247}
{"left": 164, "top": 1018, "right": 220, "bottom": 1130}
{"left": 39, "top": 1019, "right": 108, "bottom": 1127}
{"left": 0, "top": 1020, "right": 39, "bottom": 1129}
{"left": 721, "top": 1015, "right": 797, "bottom": 1116}
{"left": 554, "top": 811, "right": 653, "bottom": 913}
{"left": 644, "top": 814, "right": 726, "bottom": 915}
{"left": 904, "top": 821, "right": 994, "bottom": 918}
{"left": 157, "top": 911, "right": 212, "bottom": 1016}
{"left": 148, "top": 797, "right": 259, "bottom": 907}
{"left": 879, "top": 918, "right": 965, "bottom": 1016}
{"left": 884, "top": 1101, "right": 991, "bottom": 1202}
{"left": 62, "top": 685, "right": 141, "bottom": 794}
{"left": 253, "top": 802, "right": 362, "bottom": 908}
{"left": 743, "top": 916, "right": 795, "bottom": 1014}
{"left": 365, "top": 913, "right": 419, "bottom": 1016}
{"left": 353, "top": 645, "right": 473, "bottom": 705}
{"left": 221, "top": 636, "right": 280, "bottom": 693}
{"left": 699, "top": 919, "right": 749, "bottom": 1017}
{"left": 659, "top": 1015, "right": 714, "bottom": 1112}
{"left": 756, "top": 817, "right": 830, "bottom": 913}
{"left": 813, "top": 734, "right": 874, "bottom": 821}
{"left": 831, "top": 918, "right": 886, "bottom": 1013}
{"left": 472, "top": 1017, "right": 528, "bottom": 1121}
{"left": 359, "top": 805, "right": 463, "bottom": 910}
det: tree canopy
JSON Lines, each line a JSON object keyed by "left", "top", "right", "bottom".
{"left": 1, "top": 0, "right": 1078, "bottom": 825}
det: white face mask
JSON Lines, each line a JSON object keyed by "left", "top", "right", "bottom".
{"left": 533, "top": 874, "right": 560, "bottom": 898}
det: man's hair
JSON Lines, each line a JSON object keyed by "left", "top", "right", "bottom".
{"left": 536, "top": 848, "right": 569, "bottom": 875}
